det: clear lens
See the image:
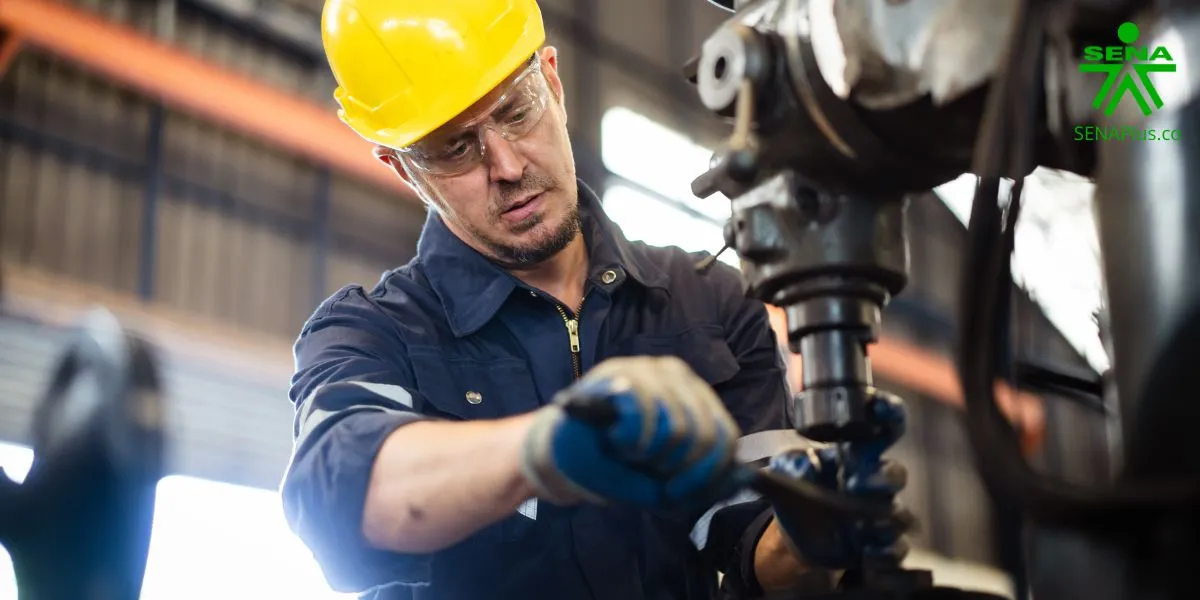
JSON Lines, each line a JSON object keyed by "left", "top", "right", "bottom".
{"left": 401, "top": 60, "right": 549, "bottom": 176}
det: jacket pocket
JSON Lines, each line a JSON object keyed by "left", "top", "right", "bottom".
{"left": 408, "top": 353, "right": 541, "bottom": 420}
{"left": 624, "top": 326, "right": 741, "bottom": 387}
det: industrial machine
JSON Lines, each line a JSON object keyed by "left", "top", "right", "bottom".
{"left": 0, "top": 310, "right": 167, "bottom": 599}
{"left": 686, "top": 0, "right": 1200, "bottom": 598}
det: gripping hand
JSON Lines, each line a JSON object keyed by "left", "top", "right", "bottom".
{"left": 766, "top": 391, "right": 914, "bottom": 570}
{"left": 521, "top": 356, "right": 748, "bottom": 510}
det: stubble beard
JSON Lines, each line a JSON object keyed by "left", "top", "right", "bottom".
{"left": 472, "top": 197, "right": 581, "bottom": 269}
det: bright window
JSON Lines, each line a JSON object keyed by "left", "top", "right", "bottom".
{"left": 601, "top": 184, "right": 739, "bottom": 268}
{"left": 0, "top": 441, "right": 351, "bottom": 600}
{"left": 600, "top": 106, "right": 732, "bottom": 224}
{"left": 933, "top": 170, "right": 1108, "bottom": 373}
{"left": 599, "top": 107, "right": 739, "bottom": 269}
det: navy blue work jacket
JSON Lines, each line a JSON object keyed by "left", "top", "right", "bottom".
{"left": 281, "top": 180, "right": 794, "bottom": 600}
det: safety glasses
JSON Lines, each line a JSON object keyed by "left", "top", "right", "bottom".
{"left": 398, "top": 58, "right": 550, "bottom": 176}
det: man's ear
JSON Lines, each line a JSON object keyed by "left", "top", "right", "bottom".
{"left": 540, "top": 45, "right": 558, "bottom": 72}
{"left": 538, "top": 46, "right": 567, "bottom": 118}
{"left": 373, "top": 145, "right": 413, "bottom": 185}
{"left": 373, "top": 146, "right": 432, "bottom": 208}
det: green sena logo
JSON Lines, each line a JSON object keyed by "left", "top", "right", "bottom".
{"left": 1080, "top": 22, "right": 1176, "bottom": 116}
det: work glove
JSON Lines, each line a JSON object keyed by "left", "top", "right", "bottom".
{"left": 765, "top": 391, "right": 914, "bottom": 570}
{"left": 520, "top": 356, "right": 748, "bottom": 510}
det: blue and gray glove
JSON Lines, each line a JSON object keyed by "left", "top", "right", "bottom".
{"left": 521, "top": 356, "right": 748, "bottom": 510}
{"left": 765, "top": 392, "right": 914, "bottom": 570}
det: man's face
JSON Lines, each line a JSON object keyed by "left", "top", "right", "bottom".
{"left": 389, "top": 47, "right": 579, "bottom": 269}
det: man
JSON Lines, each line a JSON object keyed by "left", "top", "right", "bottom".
{"left": 280, "top": 0, "right": 832, "bottom": 598}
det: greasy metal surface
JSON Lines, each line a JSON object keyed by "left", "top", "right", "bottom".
{"left": 1091, "top": 9, "right": 1200, "bottom": 481}
{"left": 812, "top": 0, "right": 1019, "bottom": 108}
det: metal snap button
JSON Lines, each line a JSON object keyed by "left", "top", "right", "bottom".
{"left": 465, "top": 391, "right": 483, "bottom": 404}
{"left": 601, "top": 269, "right": 618, "bottom": 284}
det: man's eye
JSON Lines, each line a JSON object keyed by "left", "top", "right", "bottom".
{"left": 438, "top": 140, "right": 471, "bottom": 160}
{"left": 505, "top": 109, "right": 529, "bottom": 124}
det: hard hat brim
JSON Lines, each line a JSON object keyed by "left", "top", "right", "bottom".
{"left": 340, "top": 30, "right": 546, "bottom": 150}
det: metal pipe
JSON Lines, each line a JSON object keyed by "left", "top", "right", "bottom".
{"left": 138, "top": 106, "right": 165, "bottom": 301}
{"left": 311, "top": 169, "right": 331, "bottom": 308}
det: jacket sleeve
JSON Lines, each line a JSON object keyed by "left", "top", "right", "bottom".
{"left": 280, "top": 286, "right": 438, "bottom": 593}
{"left": 689, "top": 262, "right": 801, "bottom": 596}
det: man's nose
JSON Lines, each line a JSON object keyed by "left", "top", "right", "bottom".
{"left": 482, "top": 128, "right": 526, "bottom": 182}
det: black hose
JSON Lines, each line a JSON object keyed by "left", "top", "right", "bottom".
{"left": 992, "top": 179, "right": 1030, "bottom": 600}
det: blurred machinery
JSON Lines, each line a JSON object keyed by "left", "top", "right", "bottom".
{"left": 690, "top": 0, "right": 1200, "bottom": 599}
{"left": 0, "top": 310, "right": 166, "bottom": 599}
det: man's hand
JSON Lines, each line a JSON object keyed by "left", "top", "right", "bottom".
{"left": 763, "top": 392, "right": 914, "bottom": 572}
{"left": 520, "top": 355, "right": 748, "bottom": 509}
{"left": 753, "top": 517, "right": 813, "bottom": 591}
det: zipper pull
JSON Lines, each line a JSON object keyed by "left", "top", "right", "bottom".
{"left": 566, "top": 319, "right": 580, "bottom": 353}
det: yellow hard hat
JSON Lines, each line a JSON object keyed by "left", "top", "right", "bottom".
{"left": 321, "top": 0, "right": 546, "bottom": 150}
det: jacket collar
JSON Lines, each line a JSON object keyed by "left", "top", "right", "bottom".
{"left": 417, "top": 179, "right": 669, "bottom": 337}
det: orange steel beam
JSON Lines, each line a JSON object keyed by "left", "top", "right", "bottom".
{"left": 0, "top": 29, "right": 22, "bottom": 78}
{"left": 0, "top": 0, "right": 418, "bottom": 204}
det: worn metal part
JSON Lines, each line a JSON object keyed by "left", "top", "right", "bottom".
{"left": 690, "top": 0, "right": 1200, "bottom": 599}
{"left": 807, "top": 0, "right": 1020, "bottom": 109}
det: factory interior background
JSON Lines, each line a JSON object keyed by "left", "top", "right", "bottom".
{"left": 0, "top": 0, "right": 1112, "bottom": 597}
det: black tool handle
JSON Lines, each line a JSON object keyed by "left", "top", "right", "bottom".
{"left": 561, "top": 393, "right": 620, "bottom": 427}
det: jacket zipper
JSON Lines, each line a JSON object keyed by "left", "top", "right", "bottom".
{"left": 553, "top": 294, "right": 588, "bottom": 380}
